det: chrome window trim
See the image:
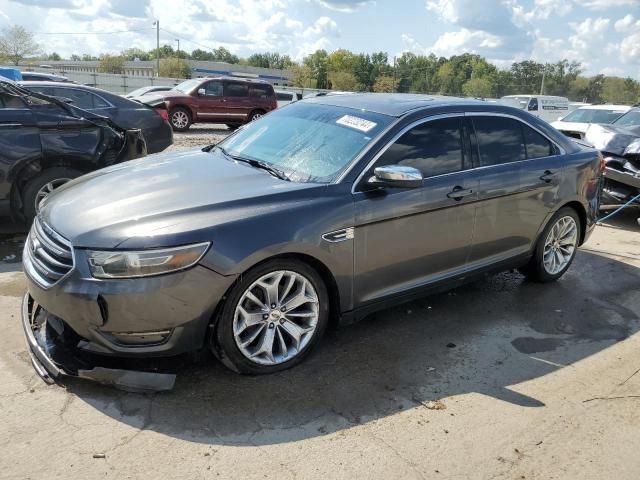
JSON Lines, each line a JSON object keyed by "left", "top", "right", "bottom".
{"left": 348, "top": 112, "right": 466, "bottom": 194}
{"left": 465, "top": 111, "right": 566, "bottom": 156}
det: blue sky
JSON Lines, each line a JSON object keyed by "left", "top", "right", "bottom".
{"left": 0, "top": 0, "right": 639, "bottom": 76}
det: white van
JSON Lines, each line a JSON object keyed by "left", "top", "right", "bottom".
{"left": 500, "top": 95, "right": 569, "bottom": 123}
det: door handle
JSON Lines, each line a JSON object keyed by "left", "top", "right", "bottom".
{"left": 446, "top": 186, "right": 474, "bottom": 201}
{"left": 540, "top": 170, "right": 558, "bottom": 183}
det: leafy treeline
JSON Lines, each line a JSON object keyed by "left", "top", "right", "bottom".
{"left": 49, "top": 44, "right": 640, "bottom": 104}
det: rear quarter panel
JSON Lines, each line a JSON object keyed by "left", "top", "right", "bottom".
{"left": 550, "top": 147, "right": 601, "bottom": 242}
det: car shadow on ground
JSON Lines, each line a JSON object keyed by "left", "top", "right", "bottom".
{"left": 60, "top": 249, "right": 640, "bottom": 446}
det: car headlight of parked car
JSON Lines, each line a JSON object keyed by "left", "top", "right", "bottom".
{"left": 86, "top": 242, "right": 210, "bottom": 279}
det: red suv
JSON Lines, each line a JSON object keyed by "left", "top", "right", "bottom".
{"left": 152, "top": 77, "right": 277, "bottom": 131}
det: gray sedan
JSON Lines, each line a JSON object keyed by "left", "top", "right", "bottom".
{"left": 21, "top": 94, "right": 602, "bottom": 389}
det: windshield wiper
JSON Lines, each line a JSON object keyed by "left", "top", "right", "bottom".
{"left": 216, "top": 146, "right": 290, "bottom": 181}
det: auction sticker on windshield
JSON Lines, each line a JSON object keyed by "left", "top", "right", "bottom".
{"left": 336, "top": 115, "right": 377, "bottom": 132}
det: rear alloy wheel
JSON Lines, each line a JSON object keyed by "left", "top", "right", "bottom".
{"left": 520, "top": 207, "right": 581, "bottom": 282}
{"left": 169, "top": 107, "right": 191, "bottom": 131}
{"left": 213, "top": 260, "right": 329, "bottom": 374}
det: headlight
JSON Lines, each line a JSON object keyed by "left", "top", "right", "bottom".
{"left": 87, "top": 242, "right": 210, "bottom": 279}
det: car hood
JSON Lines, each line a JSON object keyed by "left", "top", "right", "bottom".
{"left": 551, "top": 121, "right": 589, "bottom": 134}
{"left": 584, "top": 123, "right": 640, "bottom": 157}
{"left": 40, "top": 148, "right": 319, "bottom": 248}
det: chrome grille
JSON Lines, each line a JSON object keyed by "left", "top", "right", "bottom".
{"left": 24, "top": 218, "right": 73, "bottom": 288}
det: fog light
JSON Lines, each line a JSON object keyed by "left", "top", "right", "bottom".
{"left": 108, "top": 330, "right": 172, "bottom": 346}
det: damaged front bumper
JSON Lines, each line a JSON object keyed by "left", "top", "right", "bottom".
{"left": 21, "top": 293, "right": 176, "bottom": 392}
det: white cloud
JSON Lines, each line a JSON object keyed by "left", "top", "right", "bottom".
{"left": 430, "top": 28, "right": 503, "bottom": 57}
{"left": 619, "top": 32, "right": 640, "bottom": 65}
{"left": 515, "top": 0, "right": 572, "bottom": 22}
{"left": 315, "top": 0, "right": 373, "bottom": 12}
{"left": 426, "top": 0, "right": 532, "bottom": 59}
{"left": 401, "top": 33, "right": 426, "bottom": 54}
{"left": 581, "top": 0, "right": 638, "bottom": 10}
{"left": 615, "top": 14, "right": 640, "bottom": 32}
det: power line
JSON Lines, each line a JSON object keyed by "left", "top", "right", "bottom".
{"left": 158, "top": 27, "right": 222, "bottom": 53}
{"left": 34, "top": 28, "right": 154, "bottom": 35}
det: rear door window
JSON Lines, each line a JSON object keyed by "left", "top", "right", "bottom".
{"left": 473, "top": 116, "right": 525, "bottom": 166}
{"left": 523, "top": 124, "right": 554, "bottom": 159}
{"left": 224, "top": 83, "right": 249, "bottom": 98}
{"left": 54, "top": 88, "right": 110, "bottom": 109}
{"left": 375, "top": 117, "right": 465, "bottom": 178}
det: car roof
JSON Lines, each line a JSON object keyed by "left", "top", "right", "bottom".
{"left": 196, "top": 76, "right": 272, "bottom": 85}
{"left": 576, "top": 104, "right": 631, "bottom": 111}
{"left": 302, "top": 93, "right": 486, "bottom": 117}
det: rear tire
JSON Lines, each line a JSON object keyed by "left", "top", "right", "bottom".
{"left": 248, "top": 110, "right": 265, "bottom": 122}
{"left": 169, "top": 107, "right": 192, "bottom": 131}
{"left": 211, "top": 259, "right": 329, "bottom": 375}
{"left": 22, "top": 167, "right": 81, "bottom": 224}
{"left": 520, "top": 207, "right": 581, "bottom": 283}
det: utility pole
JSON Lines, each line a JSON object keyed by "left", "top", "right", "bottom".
{"left": 175, "top": 39, "right": 180, "bottom": 55}
{"left": 540, "top": 66, "right": 546, "bottom": 95}
{"left": 153, "top": 20, "right": 160, "bottom": 76}
{"left": 392, "top": 56, "right": 397, "bottom": 92}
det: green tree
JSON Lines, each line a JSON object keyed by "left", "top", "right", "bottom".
{"left": 122, "top": 48, "right": 152, "bottom": 61}
{"left": 303, "top": 49, "right": 329, "bottom": 89}
{"left": 46, "top": 52, "right": 61, "bottom": 61}
{"left": 247, "top": 52, "right": 293, "bottom": 69}
{"left": 290, "top": 64, "right": 313, "bottom": 89}
{"left": 159, "top": 57, "right": 191, "bottom": 78}
{"left": 329, "top": 71, "right": 357, "bottom": 91}
{"left": 97, "top": 54, "right": 125, "bottom": 74}
{"left": 462, "top": 77, "right": 493, "bottom": 98}
{"left": 373, "top": 75, "right": 396, "bottom": 93}
{"left": 0, "top": 25, "right": 40, "bottom": 65}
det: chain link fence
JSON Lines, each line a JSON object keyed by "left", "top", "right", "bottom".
{"left": 31, "top": 69, "right": 329, "bottom": 97}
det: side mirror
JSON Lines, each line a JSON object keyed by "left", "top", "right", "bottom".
{"left": 197, "top": 88, "right": 206, "bottom": 96}
{"left": 369, "top": 165, "right": 423, "bottom": 189}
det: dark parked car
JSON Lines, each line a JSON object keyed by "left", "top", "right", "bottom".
{"left": 0, "top": 79, "right": 147, "bottom": 223}
{"left": 21, "top": 94, "right": 602, "bottom": 390}
{"left": 124, "top": 85, "right": 174, "bottom": 99}
{"left": 20, "top": 81, "right": 173, "bottom": 154}
{"left": 20, "top": 71, "right": 72, "bottom": 82}
{"left": 138, "top": 76, "right": 277, "bottom": 131}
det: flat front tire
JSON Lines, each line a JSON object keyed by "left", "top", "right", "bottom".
{"left": 521, "top": 207, "right": 581, "bottom": 282}
{"left": 212, "top": 259, "right": 329, "bottom": 374}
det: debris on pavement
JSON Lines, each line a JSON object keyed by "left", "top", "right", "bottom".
{"left": 424, "top": 400, "right": 447, "bottom": 410}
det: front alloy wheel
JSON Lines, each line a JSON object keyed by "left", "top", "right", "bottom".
{"left": 233, "top": 270, "right": 319, "bottom": 365}
{"left": 213, "top": 259, "right": 329, "bottom": 374}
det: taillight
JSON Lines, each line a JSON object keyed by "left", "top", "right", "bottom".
{"left": 155, "top": 108, "right": 169, "bottom": 121}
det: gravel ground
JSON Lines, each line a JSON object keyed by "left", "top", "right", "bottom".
{"left": 1, "top": 210, "right": 639, "bottom": 479}
{"left": 167, "top": 123, "right": 232, "bottom": 152}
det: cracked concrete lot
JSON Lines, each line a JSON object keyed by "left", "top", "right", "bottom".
{"left": 1, "top": 211, "right": 639, "bottom": 480}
